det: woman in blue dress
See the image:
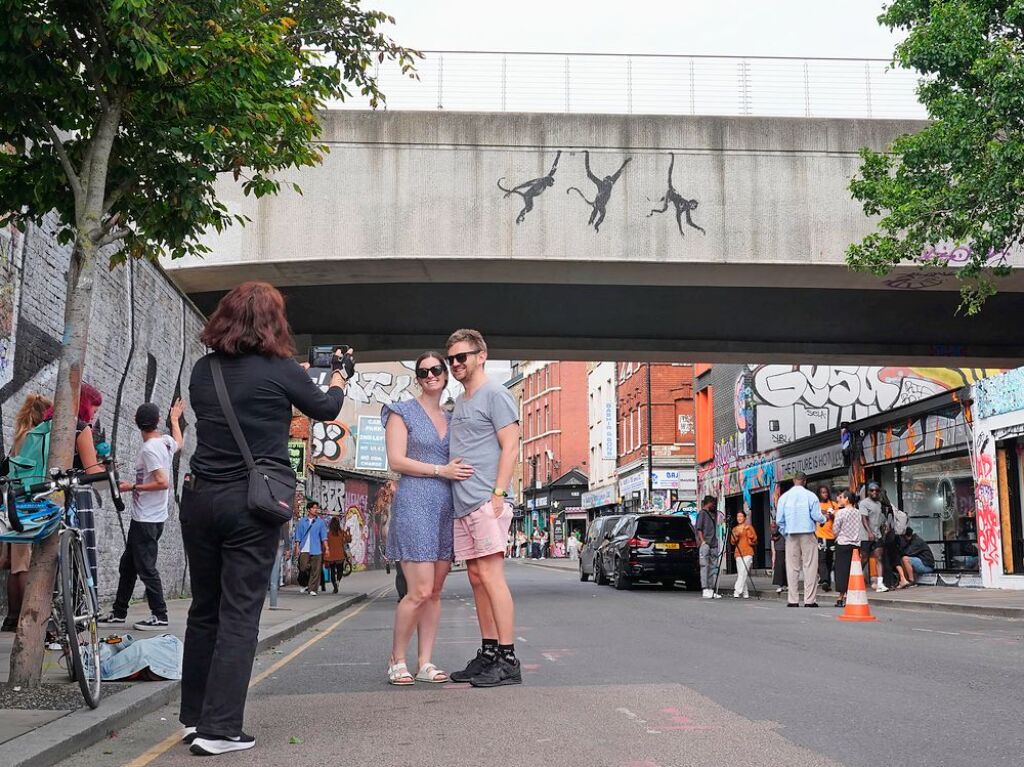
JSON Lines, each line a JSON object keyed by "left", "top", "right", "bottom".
{"left": 382, "top": 351, "right": 474, "bottom": 685}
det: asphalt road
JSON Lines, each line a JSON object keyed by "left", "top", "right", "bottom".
{"left": 63, "top": 561, "right": 1024, "bottom": 767}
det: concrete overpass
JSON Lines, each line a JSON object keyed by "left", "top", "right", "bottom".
{"left": 165, "top": 110, "right": 1024, "bottom": 364}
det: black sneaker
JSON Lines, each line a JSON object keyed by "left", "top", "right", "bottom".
{"left": 470, "top": 655, "right": 522, "bottom": 688}
{"left": 98, "top": 613, "right": 127, "bottom": 626}
{"left": 133, "top": 615, "right": 169, "bottom": 631}
{"left": 1, "top": 616, "right": 17, "bottom": 632}
{"left": 449, "top": 650, "right": 494, "bottom": 683}
{"left": 189, "top": 733, "right": 255, "bottom": 756}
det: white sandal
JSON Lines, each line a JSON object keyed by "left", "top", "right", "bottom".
{"left": 387, "top": 660, "right": 415, "bottom": 686}
{"left": 415, "top": 662, "right": 449, "bottom": 683}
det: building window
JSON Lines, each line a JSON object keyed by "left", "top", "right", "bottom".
{"left": 696, "top": 386, "right": 713, "bottom": 463}
{"left": 545, "top": 405, "right": 551, "bottom": 431}
{"left": 634, "top": 408, "right": 641, "bottom": 450}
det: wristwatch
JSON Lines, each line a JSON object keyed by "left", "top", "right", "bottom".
{"left": 492, "top": 488, "right": 508, "bottom": 498}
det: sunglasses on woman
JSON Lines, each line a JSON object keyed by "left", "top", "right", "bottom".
{"left": 446, "top": 350, "right": 482, "bottom": 365}
{"left": 416, "top": 365, "right": 446, "bottom": 379}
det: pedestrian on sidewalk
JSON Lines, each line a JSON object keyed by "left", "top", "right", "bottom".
{"left": 445, "top": 330, "right": 522, "bottom": 688}
{"left": 695, "top": 495, "right": 722, "bottom": 599}
{"left": 1, "top": 393, "right": 51, "bottom": 632}
{"left": 831, "top": 488, "right": 862, "bottom": 608}
{"left": 531, "top": 527, "right": 543, "bottom": 559}
{"left": 179, "top": 281, "right": 350, "bottom": 756}
{"left": 859, "top": 482, "right": 888, "bottom": 592}
{"left": 99, "top": 400, "right": 184, "bottom": 631}
{"left": 770, "top": 521, "right": 787, "bottom": 594}
{"left": 567, "top": 530, "right": 581, "bottom": 560}
{"left": 777, "top": 472, "right": 826, "bottom": 607}
{"left": 294, "top": 501, "right": 329, "bottom": 595}
{"left": 324, "top": 516, "right": 352, "bottom": 593}
{"left": 729, "top": 510, "right": 757, "bottom": 599}
{"left": 815, "top": 485, "right": 837, "bottom": 593}
{"left": 71, "top": 383, "right": 107, "bottom": 586}
{"left": 383, "top": 351, "right": 471, "bottom": 685}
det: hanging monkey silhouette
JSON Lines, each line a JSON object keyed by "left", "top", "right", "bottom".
{"left": 565, "top": 151, "right": 632, "bottom": 233}
{"left": 647, "top": 152, "right": 705, "bottom": 236}
{"left": 497, "top": 151, "right": 562, "bottom": 224}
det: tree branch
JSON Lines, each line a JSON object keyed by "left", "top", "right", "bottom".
{"left": 95, "top": 227, "right": 132, "bottom": 249}
{"left": 102, "top": 176, "right": 135, "bottom": 216}
{"left": 38, "top": 117, "right": 83, "bottom": 202}
{"left": 64, "top": 23, "right": 109, "bottom": 110}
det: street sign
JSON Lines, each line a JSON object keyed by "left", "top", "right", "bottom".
{"left": 354, "top": 414, "right": 389, "bottom": 471}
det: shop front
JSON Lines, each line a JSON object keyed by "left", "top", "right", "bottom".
{"left": 971, "top": 368, "right": 1024, "bottom": 589}
{"left": 581, "top": 484, "right": 618, "bottom": 524}
{"left": 618, "top": 471, "right": 647, "bottom": 514}
{"left": 852, "top": 389, "right": 980, "bottom": 585}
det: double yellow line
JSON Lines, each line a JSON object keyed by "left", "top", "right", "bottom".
{"left": 124, "top": 587, "right": 391, "bottom": 767}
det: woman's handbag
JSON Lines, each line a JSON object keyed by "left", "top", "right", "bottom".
{"left": 210, "top": 357, "right": 296, "bottom": 525}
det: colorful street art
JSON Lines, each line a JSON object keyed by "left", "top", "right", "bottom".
{"left": 970, "top": 431, "right": 1002, "bottom": 585}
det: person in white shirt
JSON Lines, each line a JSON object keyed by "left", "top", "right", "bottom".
{"left": 776, "top": 471, "right": 826, "bottom": 608}
{"left": 100, "top": 400, "right": 184, "bottom": 631}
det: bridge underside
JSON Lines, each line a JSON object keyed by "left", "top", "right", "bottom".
{"left": 185, "top": 276, "right": 1024, "bottom": 366}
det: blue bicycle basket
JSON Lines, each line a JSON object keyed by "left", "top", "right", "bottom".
{"left": 0, "top": 500, "right": 62, "bottom": 543}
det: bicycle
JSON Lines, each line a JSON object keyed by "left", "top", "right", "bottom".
{"left": 1, "top": 456, "right": 124, "bottom": 709}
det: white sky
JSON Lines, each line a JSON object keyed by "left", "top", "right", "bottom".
{"left": 372, "top": 1, "right": 902, "bottom": 59}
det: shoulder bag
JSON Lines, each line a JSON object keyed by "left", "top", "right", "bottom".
{"left": 211, "top": 357, "right": 296, "bottom": 525}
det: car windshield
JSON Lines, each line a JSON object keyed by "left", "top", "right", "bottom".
{"left": 636, "top": 517, "right": 696, "bottom": 541}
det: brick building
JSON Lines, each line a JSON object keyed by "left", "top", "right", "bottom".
{"left": 521, "top": 361, "right": 589, "bottom": 537}
{"left": 616, "top": 363, "right": 696, "bottom": 512}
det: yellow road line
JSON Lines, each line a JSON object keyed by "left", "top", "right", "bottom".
{"left": 122, "top": 587, "right": 390, "bottom": 767}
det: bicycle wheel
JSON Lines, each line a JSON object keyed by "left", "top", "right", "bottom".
{"left": 61, "top": 531, "right": 101, "bottom": 708}
{"left": 342, "top": 559, "right": 353, "bottom": 578}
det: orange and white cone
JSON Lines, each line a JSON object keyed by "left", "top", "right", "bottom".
{"left": 838, "top": 548, "right": 877, "bottom": 623}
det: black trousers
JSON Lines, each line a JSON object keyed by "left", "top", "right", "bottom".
{"left": 817, "top": 539, "right": 835, "bottom": 587}
{"left": 112, "top": 520, "right": 167, "bottom": 619}
{"left": 179, "top": 478, "right": 279, "bottom": 738}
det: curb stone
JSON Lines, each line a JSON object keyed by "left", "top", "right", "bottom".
{"left": 0, "top": 593, "right": 367, "bottom": 767}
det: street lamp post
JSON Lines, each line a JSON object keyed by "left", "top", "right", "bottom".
{"left": 646, "top": 361, "right": 654, "bottom": 509}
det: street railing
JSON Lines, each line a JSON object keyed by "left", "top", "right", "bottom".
{"left": 330, "top": 50, "right": 927, "bottom": 120}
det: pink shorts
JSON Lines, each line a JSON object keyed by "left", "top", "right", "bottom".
{"left": 454, "top": 500, "right": 513, "bottom": 561}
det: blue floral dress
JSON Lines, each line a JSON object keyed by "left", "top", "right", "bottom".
{"left": 381, "top": 399, "right": 454, "bottom": 562}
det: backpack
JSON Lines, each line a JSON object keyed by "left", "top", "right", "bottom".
{"left": 891, "top": 506, "right": 909, "bottom": 535}
{"left": 8, "top": 421, "right": 51, "bottom": 491}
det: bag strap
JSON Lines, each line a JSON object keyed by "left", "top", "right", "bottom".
{"left": 210, "top": 357, "right": 256, "bottom": 471}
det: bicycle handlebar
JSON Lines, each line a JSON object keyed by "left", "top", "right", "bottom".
{"left": 3, "top": 457, "right": 126, "bottom": 532}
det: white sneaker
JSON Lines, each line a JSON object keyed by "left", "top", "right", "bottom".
{"left": 181, "top": 726, "right": 198, "bottom": 744}
{"left": 776, "top": 587, "right": 784, "bottom": 594}
{"left": 300, "top": 588, "right": 308, "bottom": 594}
{"left": 732, "top": 593, "right": 740, "bottom": 599}
{"left": 309, "top": 590, "right": 318, "bottom": 596}
{"left": 876, "top": 583, "right": 889, "bottom": 593}
{"left": 711, "top": 592, "right": 723, "bottom": 599}
{"left": 742, "top": 594, "right": 750, "bottom": 599}
{"left": 702, "top": 589, "right": 712, "bottom": 599}
{"left": 190, "top": 733, "right": 255, "bottom": 756}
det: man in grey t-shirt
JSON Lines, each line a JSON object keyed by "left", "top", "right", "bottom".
{"left": 445, "top": 329, "right": 522, "bottom": 688}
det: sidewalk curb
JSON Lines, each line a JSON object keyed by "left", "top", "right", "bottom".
{"left": 513, "top": 559, "right": 578, "bottom": 574}
{"left": 0, "top": 593, "right": 367, "bottom": 767}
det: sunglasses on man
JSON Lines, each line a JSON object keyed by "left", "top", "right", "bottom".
{"left": 446, "top": 350, "right": 482, "bottom": 365}
{"left": 416, "top": 365, "right": 446, "bottom": 379}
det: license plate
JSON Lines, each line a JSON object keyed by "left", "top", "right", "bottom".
{"left": 655, "top": 542, "right": 680, "bottom": 550}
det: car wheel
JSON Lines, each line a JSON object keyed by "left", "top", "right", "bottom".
{"left": 613, "top": 558, "right": 632, "bottom": 591}
{"left": 594, "top": 559, "right": 606, "bottom": 585}
{"left": 579, "top": 559, "right": 590, "bottom": 582}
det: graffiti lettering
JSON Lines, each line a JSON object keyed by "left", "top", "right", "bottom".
{"left": 916, "top": 245, "right": 1009, "bottom": 267}
{"left": 310, "top": 420, "right": 350, "bottom": 463}
{"left": 972, "top": 432, "right": 1001, "bottom": 579}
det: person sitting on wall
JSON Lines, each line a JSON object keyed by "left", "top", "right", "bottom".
{"left": 896, "top": 527, "right": 935, "bottom": 588}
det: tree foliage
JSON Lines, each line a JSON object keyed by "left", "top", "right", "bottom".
{"left": 848, "top": 0, "right": 1022, "bottom": 314}
{"left": 0, "top": 0, "right": 418, "bottom": 261}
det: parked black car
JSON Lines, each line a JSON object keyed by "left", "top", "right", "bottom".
{"left": 579, "top": 514, "right": 623, "bottom": 582}
{"left": 596, "top": 514, "right": 701, "bottom": 591}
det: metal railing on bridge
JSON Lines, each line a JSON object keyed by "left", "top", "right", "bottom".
{"left": 330, "top": 50, "right": 927, "bottom": 120}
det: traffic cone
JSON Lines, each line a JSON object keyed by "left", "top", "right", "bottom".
{"left": 838, "top": 548, "right": 877, "bottom": 623}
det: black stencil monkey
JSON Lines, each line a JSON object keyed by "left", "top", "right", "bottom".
{"left": 497, "top": 151, "right": 562, "bottom": 224}
{"left": 565, "top": 150, "right": 632, "bottom": 233}
{"left": 648, "top": 152, "right": 705, "bottom": 236}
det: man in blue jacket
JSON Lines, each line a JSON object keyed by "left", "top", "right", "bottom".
{"left": 776, "top": 472, "right": 826, "bottom": 608}
{"left": 293, "top": 502, "right": 329, "bottom": 595}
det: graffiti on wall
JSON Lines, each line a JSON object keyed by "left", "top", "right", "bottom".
{"left": 976, "top": 368, "right": 1024, "bottom": 420}
{"left": 971, "top": 431, "right": 1002, "bottom": 582}
{"left": 861, "top": 409, "right": 968, "bottom": 464}
{"left": 745, "top": 365, "right": 998, "bottom": 449}
{"left": 310, "top": 420, "right": 351, "bottom": 465}
{"left": 566, "top": 151, "right": 631, "bottom": 233}
{"left": 498, "top": 151, "right": 562, "bottom": 224}
{"left": 0, "top": 223, "right": 24, "bottom": 398}
{"left": 345, "top": 480, "right": 370, "bottom": 570}
{"left": 647, "top": 153, "right": 705, "bottom": 236}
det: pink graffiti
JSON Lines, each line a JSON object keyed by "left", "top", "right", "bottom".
{"left": 917, "top": 245, "right": 1009, "bottom": 267}
{"left": 974, "top": 443, "right": 1000, "bottom": 573}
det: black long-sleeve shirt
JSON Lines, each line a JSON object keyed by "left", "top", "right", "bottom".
{"left": 188, "top": 353, "right": 344, "bottom": 481}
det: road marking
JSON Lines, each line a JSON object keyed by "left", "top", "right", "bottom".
{"left": 122, "top": 586, "right": 391, "bottom": 767}
{"left": 912, "top": 628, "right": 960, "bottom": 636}
{"left": 517, "top": 636, "right": 528, "bottom": 643}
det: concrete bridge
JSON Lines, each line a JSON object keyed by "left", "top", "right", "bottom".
{"left": 165, "top": 110, "right": 1024, "bottom": 364}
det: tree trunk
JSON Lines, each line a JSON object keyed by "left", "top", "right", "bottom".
{"left": 7, "top": 238, "right": 97, "bottom": 687}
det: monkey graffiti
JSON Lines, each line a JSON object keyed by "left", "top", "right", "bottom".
{"left": 647, "top": 152, "right": 705, "bottom": 236}
{"left": 565, "top": 151, "right": 632, "bottom": 233}
{"left": 497, "top": 151, "right": 562, "bottom": 224}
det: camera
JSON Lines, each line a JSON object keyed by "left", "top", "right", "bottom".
{"left": 308, "top": 344, "right": 350, "bottom": 369}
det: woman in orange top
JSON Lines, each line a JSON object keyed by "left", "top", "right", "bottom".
{"left": 816, "top": 485, "right": 838, "bottom": 592}
{"left": 729, "top": 510, "right": 758, "bottom": 599}
{"left": 324, "top": 517, "right": 352, "bottom": 594}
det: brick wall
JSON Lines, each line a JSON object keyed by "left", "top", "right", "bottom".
{"left": 1, "top": 216, "right": 207, "bottom": 608}
{"left": 522, "top": 361, "right": 589, "bottom": 484}
{"left": 617, "top": 363, "right": 695, "bottom": 467}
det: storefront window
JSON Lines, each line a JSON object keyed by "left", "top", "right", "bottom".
{"left": 900, "top": 455, "right": 977, "bottom": 571}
